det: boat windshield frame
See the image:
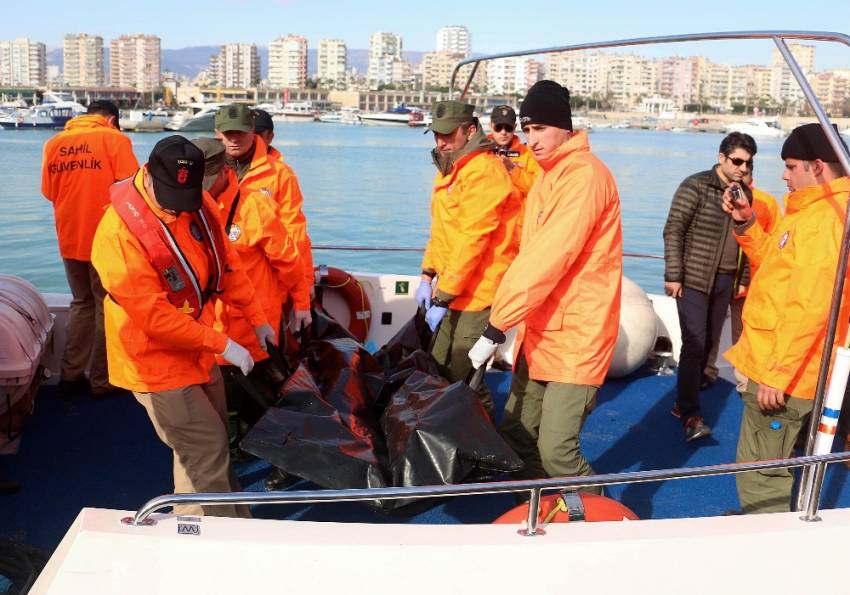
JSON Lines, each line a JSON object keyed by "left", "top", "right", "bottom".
{"left": 451, "top": 30, "right": 850, "bottom": 519}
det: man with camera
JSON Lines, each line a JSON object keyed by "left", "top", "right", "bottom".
{"left": 663, "top": 132, "right": 757, "bottom": 442}
{"left": 488, "top": 105, "right": 540, "bottom": 209}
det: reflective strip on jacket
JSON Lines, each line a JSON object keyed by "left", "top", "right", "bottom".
{"left": 91, "top": 168, "right": 267, "bottom": 393}
{"left": 725, "top": 177, "right": 850, "bottom": 398}
{"left": 250, "top": 137, "right": 314, "bottom": 292}
{"left": 214, "top": 168, "right": 307, "bottom": 362}
{"left": 421, "top": 149, "right": 519, "bottom": 311}
{"left": 41, "top": 114, "right": 139, "bottom": 260}
{"left": 489, "top": 131, "right": 623, "bottom": 385}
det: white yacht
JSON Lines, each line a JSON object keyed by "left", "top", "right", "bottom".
{"left": 165, "top": 103, "right": 227, "bottom": 132}
{"left": 725, "top": 117, "right": 786, "bottom": 138}
{"left": 0, "top": 92, "right": 86, "bottom": 130}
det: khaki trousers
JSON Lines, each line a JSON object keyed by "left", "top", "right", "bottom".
{"left": 499, "top": 352, "right": 601, "bottom": 493}
{"left": 430, "top": 308, "right": 495, "bottom": 415}
{"left": 62, "top": 258, "right": 108, "bottom": 390}
{"left": 736, "top": 379, "right": 813, "bottom": 514}
{"left": 134, "top": 366, "right": 250, "bottom": 518}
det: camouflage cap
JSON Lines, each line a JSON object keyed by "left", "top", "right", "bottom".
{"left": 214, "top": 103, "right": 255, "bottom": 133}
{"left": 427, "top": 100, "right": 475, "bottom": 134}
{"left": 190, "top": 137, "right": 226, "bottom": 190}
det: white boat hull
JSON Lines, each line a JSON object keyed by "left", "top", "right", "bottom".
{"left": 32, "top": 506, "right": 850, "bottom": 594}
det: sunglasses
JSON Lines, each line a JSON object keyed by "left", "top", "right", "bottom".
{"left": 727, "top": 156, "right": 753, "bottom": 167}
{"left": 493, "top": 124, "right": 515, "bottom": 133}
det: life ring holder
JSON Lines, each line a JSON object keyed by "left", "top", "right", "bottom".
{"left": 313, "top": 265, "right": 371, "bottom": 343}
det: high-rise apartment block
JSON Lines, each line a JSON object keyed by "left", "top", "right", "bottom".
{"left": 210, "top": 43, "right": 260, "bottom": 88}
{"left": 110, "top": 34, "right": 161, "bottom": 92}
{"left": 421, "top": 50, "right": 485, "bottom": 91}
{"left": 368, "top": 32, "right": 402, "bottom": 88}
{"left": 486, "top": 57, "right": 539, "bottom": 94}
{"left": 318, "top": 38, "right": 347, "bottom": 88}
{"left": 63, "top": 34, "right": 104, "bottom": 87}
{"left": 436, "top": 26, "right": 470, "bottom": 57}
{"left": 0, "top": 37, "right": 46, "bottom": 86}
{"left": 269, "top": 35, "right": 308, "bottom": 88}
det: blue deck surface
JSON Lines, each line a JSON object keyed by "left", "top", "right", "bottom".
{"left": 2, "top": 368, "right": 849, "bottom": 552}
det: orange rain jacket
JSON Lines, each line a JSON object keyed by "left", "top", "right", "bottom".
{"left": 736, "top": 185, "right": 780, "bottom": 297}
{"left": 91, "top": 169, "right": 267, "bottom": 393}
{"left": 245, "top": 137, "right": 314, "bottom": 291}
{"left": 421, "top": 149, "right": 519, "bottom": 311}
{"left": 489, "top": 131, "right": 623, "bottom": 385}
{"left": 41, "top": 114, "right": 139, "bottom": 261}
{"left": 725, "top": 177, "right": 850, "bottom": 398}
{"left": 214, "top": 168, "right": 308, "bottom": 362}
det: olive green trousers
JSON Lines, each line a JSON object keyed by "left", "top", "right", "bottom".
{"left": 430, "top": 308, "right": 495, "bottom": 416}
{"left": 736, "top": 379, "right": 813, "bottom": 514}
{"left": 499, "top": 352, "right": 601, "bottom": 493}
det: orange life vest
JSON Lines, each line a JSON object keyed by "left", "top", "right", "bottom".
{"left": 109, "top": 177, "right": 227, "bottom": 318}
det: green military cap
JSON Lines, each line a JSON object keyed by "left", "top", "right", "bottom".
{"left": 214, "top": 103, "right": 255, "bottom": 133}
{"left": 190, "top": 137, "right": 226, "bottom": 190}
{"left": 427, "top": 100, "right": 475, "bottom": 134}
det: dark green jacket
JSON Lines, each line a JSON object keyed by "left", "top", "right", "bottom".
{"left": 663, "top": 166, "right": 744, "bottom": 294}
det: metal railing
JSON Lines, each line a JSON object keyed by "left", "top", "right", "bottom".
{"left": 128, "top": 450, "right": 850, "bottom": 533}
{"left": 312, "top": 244, "right": 664, "bottom": 260}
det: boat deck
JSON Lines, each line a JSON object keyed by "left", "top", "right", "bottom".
{"left": 3, "top": 366, "right": 850, "bottom": 554}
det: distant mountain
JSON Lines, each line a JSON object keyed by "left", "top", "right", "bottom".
{"left": 48, "top": 46, "right": 431, "bottom": 80}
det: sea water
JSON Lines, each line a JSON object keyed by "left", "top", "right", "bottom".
{"left": 0, "top": 123, "right": 790, "bottom": 294}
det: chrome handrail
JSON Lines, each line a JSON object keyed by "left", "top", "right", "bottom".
{"left": 311, "top": 244, "right": 664, "bottom": 260}
{"left": 449, "top": 31, "right": 850, "bottom": 97}
{"left": 129, "top": 450, "right": 850, "bottom": 527}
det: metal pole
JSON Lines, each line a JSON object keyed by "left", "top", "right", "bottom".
{"left": 519, "top": 488, "right": 545, "bottom": 537}
{"left": 773, "top": 37, "right": 850, "bottom": 513}
{"left": 456, "top": 61, "right": 480, "bottom": 101}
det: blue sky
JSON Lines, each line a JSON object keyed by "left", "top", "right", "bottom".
{"left": 5, "top": 0, "right": 850, "bottom": 69}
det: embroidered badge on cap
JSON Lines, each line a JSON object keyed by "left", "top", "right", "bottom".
{"left": 228, "top": 224, "right": 241, "bottom": 242}
{"left": 501, "top": 107, "right": 509, "bottom": 116}
{"left": 177, "top": 166, "right": 189, "bottom": 184}
{"left": 435, "top": 104, "right": 446, "bottom": 118}
{"left": 778, "top": 230, "right": 790, "bottom": 249}
{"left": 229, "top": 107, "right": 237, "bottom": 118}
{"left": 189, "top": 222, "right": 203, "bottom": 242}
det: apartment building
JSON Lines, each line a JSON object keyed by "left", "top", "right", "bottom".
{"left": 0, "top": 37, "right": 46, "bottom": 86}
{"left": 436, "top": 26, "right": 470, "bottom": 57}
{"left": 210, "top": 43, "right": 259, "bottom": 88}
{"left": 110, "top": 34, "right": 161, "bottom": 92}
{"left": 368, "top": 32, "right": 402, "bottom": 88}
{"left": 64, "top": 34, "right": 104, "bottom": 87}
{"left": 318, "top": 39, "right": 347, "bottom": 89}
{"left": 269, "top": 35, "right": 308, "bottom": 89}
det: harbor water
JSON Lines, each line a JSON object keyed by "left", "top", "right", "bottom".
{"left": 0, "top": 123, "right": 791, "bottom": 294}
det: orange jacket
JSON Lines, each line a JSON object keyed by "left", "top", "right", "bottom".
{"left": 737, "top": 185, "right": 780, "bottom": 297}
{"left": 421, "top": 149, "right": 519, "bottom": 311}
{"left": 91, "top": 169, "right": 267, "bottom": 393}
{"left": 490, "top": 131, "right": 623, "bottom": 385}
{"left": 725, "top": 177, "right": 850, "bottom": 398}
{"left": 245, "top": 137, "right": 314, "bottom": 292}
{"left": 214, "top": 168, "right": 308, "bottom": 362}
{"left": 41, "top": 114, "right": 139, "bottom": 261}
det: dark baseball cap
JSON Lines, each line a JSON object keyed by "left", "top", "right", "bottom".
{"left": 427, "top": 100, "right": 475, "bottom": 134}
{"left": 215, "top": 104, "right": 254, "bottom": 133}
{"left": 252, "top": 108, "right": 274, "bottom": 134}
{"left": 190, "top": 137, "right": 226, "bottom": 191}
{"left": 148, "top": 135, "right": 205, "bottom": 212}
{"left": 491, "top": 105, "right": 517, "bottom": 127}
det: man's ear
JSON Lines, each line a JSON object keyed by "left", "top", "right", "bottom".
{"left": 812, "top": 159, "right": 825, "bottom": 177}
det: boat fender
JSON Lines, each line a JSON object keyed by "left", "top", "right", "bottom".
{"left": 608, "top": 276, "right": 658, "bottom": 378}
{"left": 313, "top": 266, "right": 371, "bottom": 343}
{"left": 493, "top": 493, "right": 639, "bottom": 524}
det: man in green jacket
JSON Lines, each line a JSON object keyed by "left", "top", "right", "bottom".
{"left": 663, "top": 132, "right": 757, "bottom": 442}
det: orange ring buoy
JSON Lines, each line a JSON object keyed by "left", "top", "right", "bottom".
{"left": 313, "top": 266, "right": 371, "bottom": 343}
{"left": 493, "top": 493, "right": 638, "bottom": 524}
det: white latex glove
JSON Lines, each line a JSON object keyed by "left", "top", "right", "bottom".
{"left": 254, "top": 322, "right": 276, "bottom": 351}
{"left": 415, "top": 278, "right": 433, "bottom": 309}
{"left": 468, "top": 336, "right": 498, "bottom": 370}
{"left": 290, "top": 309, "right": 313, "bottom": 332}
{"left": 220, "top": 339, "right": 254, "bottom": 375}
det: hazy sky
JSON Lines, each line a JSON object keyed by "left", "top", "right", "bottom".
{"left": 5, "top": 0, "right": 850, "bottom": 69}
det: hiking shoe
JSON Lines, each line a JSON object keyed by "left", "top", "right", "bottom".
{"left": 671, "top": 403, "right": 681, "bottom": 418}
{"left": 684, "top": 416, "right": 712, "bottom": 442}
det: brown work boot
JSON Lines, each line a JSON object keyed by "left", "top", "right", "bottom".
{"left": 684, "top": 416, "right": 712, "bottom": 442}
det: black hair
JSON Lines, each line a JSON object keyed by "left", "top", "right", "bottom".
{"left": 720, "top": 132, "right": 757, "bottom": 157}
{"left": 86, "top": 100, "right": 119, "bottom": 120}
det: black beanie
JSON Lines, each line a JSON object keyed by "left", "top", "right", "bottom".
{"left": 519, "top": 80, "right": 572, "bottom": 131}
{"left": 781, "top": 123, "right": 848, "bottom": 163}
